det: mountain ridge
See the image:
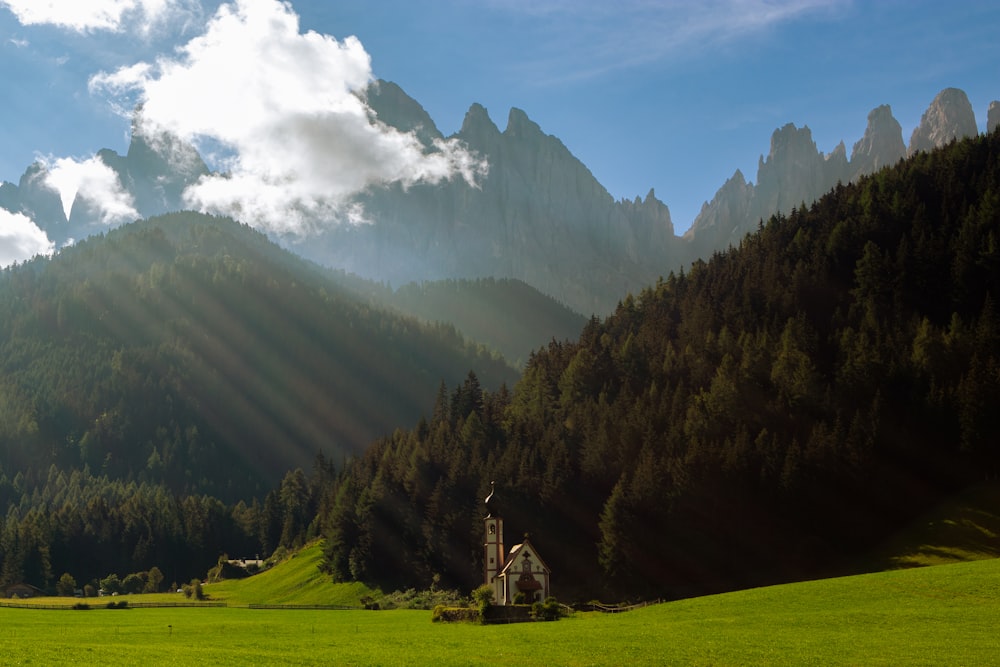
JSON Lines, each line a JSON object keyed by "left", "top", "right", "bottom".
{"left": 2, "top": 84, "right": 998, "bottom": 314}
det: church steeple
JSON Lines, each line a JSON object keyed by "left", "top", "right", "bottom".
{"left": 483, "top": 481, "right": 504, "bottom": 603}
{"left": 484, "top": 480, "right": 496, "bottom": 517}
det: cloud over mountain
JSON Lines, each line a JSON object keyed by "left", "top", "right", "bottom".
{"left": 89, "top": 0, "right": 486, "bottom": 235}
{"left": 40, "top": 155, "right": 139, "bottom": 225}
{"left": 0, "top": 209, "right": 53, "bottom": 267}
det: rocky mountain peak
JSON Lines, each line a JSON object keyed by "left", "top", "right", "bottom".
{"left": 755, "top": 123, "right": 828, "bottom": 214}
{"left": 16, "top": 162, "right": 66, "bottom": 227}
{"left": 458, "top": 103, "right": 501, "bottom": 146}
{"left": 988, "top": 101, "right": 1000, "bottom": 134}
{"left": 504, "top": 108, "right": 544, "bottom": 140}
{"left": 850, "top": 104, "right": 905, "bottom": 179}
{"left": 908, "top": 87, "right": 977, "bottom": 155}
{"left": 366, "top": 79, "right": 443, "bottom": 147}
{"left": 681, "top": 168, "right": 754, "bottom": 254}
{"left": 766, "top": 123, "right": 819, "bottom": 160}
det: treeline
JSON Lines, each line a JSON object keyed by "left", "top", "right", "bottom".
{"left": 0, "top": 456, "right": 336, "bottom": 591}
{"left": 318, "top": 131, "right": 1000, "bottom": 601}
{"left": 0, "top": 212, "right": 516, "bottom": 502}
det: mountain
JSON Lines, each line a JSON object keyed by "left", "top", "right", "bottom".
{"left": 3, "top": 84, "right": 996, "bottom": 317}
{"left": 287, "top": 81, "right": 681, "bottom": 315}
{"left": 0, "top": 211, "right": 517, "bottom": 500}
{"left": 907, "top": 87, "right": 978, "bottom": 155}
{"left": 0, "top": 113, "right": 208, "bottom": 250}
{"left": 682, "top": 123, "right": 850, "bottom": 259}
{"left": 319, "top": 130, "right": 1000, "bottom": 599}
{"left": 849, "top": 104, "right": 906, "bottom": 180}
{"left": 682, "top": 88, "right": 997, "bottom": 261}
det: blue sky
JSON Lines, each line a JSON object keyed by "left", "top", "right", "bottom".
{"left": 1, "top": 0, "right": 998, "bottom": 262}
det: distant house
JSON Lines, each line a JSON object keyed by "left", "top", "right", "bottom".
{"left": 3, "top": 583, "right": 43, "bottom": 599}
{"left": 483, "top": 482, "right": 552, "bottom": 605}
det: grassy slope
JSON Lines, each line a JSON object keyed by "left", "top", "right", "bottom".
{"left": 203, "top": 542, "right": 377, "bottom": 607}
{"left": 2, "top": 558, "right": 999, "bottom": 665}
{"left": 1, "top": 542, "right": 375, "bottom": 609}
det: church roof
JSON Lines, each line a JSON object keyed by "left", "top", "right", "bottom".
{"left": 498, "top": 537, "right": 551, "bottom": 576}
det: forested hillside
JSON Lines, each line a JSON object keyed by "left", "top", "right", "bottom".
{"left": 319, "top": 131, "right": 1000, "bottom": 600}
{"left": 333, "top": 276, "right": 589, "bottom": 367}
{"left": 0, "top": 212, "right": 516, "bottom": 502}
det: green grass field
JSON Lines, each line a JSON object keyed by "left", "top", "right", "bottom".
{"left": 3, "top": 557, "right": 1000, "bottom": 665}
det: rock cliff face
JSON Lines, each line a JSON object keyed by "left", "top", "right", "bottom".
{"left": 114, "top": 113, "right": 210, "bottom": 217}
{"left": 850, "top": 105, "right": 906, "bottom": 179}
{"left": 0, "top": 115, "right": 208, "bottom": 248}
{"left": 683, "top": 90, "right": 985, "bottom": 265}
{"left": 684, "top": 124, "right": 850, "bottom": 258}
{"left": 908, "top": 88, "right": 978, "bottom": 155}
{"left": 290, "top": 83, "right": 680, "bottom": 314}
{"left": 988, "top": 101, "right": 1000, "bottom": 134}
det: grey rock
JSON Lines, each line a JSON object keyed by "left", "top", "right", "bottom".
{"left": 291, "top": 83, "right": 680, "bottom": 314}
{"left": 908, "top": 88, "right": 978, "bottom": 155}
{"left": 850, "top": 104, "right": 905, "bottom": 179}
{"left": 988, "top": 101, "right": 1000, "bottom": 134}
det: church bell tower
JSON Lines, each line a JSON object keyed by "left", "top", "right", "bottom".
{"left": 483, "top": 481, "right": 505, "bottom": 603}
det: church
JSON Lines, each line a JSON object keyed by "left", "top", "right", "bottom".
{"left": 482, "top": 482, "right": 552, "bottom": 605}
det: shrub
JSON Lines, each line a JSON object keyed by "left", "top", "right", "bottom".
{"left": 190, "top": 578, "right": 205, "bottom": 600}
{"left": 531, "top": 596, "right": 563, "bottom": 621}
{"left": 122, "top": 572, "right": 145, "bottom": 594}
{"left": 71, "top": 602, "right": 90, "bottom": 610}
{"left": 432, "top": 605, "right": 481, "bottom": 623}
{"left": 472, "top": 584, "right": 494, "bottom": 611}
{"left": 471, "top": 584, "right": 495, "bottom": 625}
{"left": 56, "top": 572, "right": 77, "bottom": 597}
{"left": 100, "top": 573, "right": 123, "bottom": 596}
{"left": 144, "top": 566, "right": 164, "bottom": 594}
{"left": 376, "top": 588, "right": 468, "bottom": 610}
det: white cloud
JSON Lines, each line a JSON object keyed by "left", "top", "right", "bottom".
{"left": 0, "top": 0, "right": 198, "bottom": 34}
{"left": 40, "top": 156, "right": 139, "bottom": 225}
{"left": 0, "top": 209, "right": 54, "bottom": 268}
{"left": 90, "top": 0, "right": 486, "bottom": 235}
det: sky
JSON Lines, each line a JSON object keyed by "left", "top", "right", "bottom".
{"left": 1, "top": 0, "right": 998, "bottom": 266}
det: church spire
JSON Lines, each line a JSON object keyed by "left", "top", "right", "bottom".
{"left": 484, "top": 480, "right": 496, "bottom": 517}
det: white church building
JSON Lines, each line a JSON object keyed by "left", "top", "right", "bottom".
{"left": 483, "top": 482, "right": 552, "bottom": 605}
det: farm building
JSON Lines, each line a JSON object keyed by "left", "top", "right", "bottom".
{"left": 3, "top": 582, "right": 43, "bottom": 598}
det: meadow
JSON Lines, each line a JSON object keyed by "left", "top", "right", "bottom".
{"left": 3, "top": 556, "right": 1000, "bottom": 665}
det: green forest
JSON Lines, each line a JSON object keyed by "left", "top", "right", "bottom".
{"left": 1, "top": 131, "right": 998, "bottom": 600}
{"left": 0, "top": 213, "right": 514, "bottom": 589}
{"left": 320, "top": 131, "right": 1000, "bottom": 600}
